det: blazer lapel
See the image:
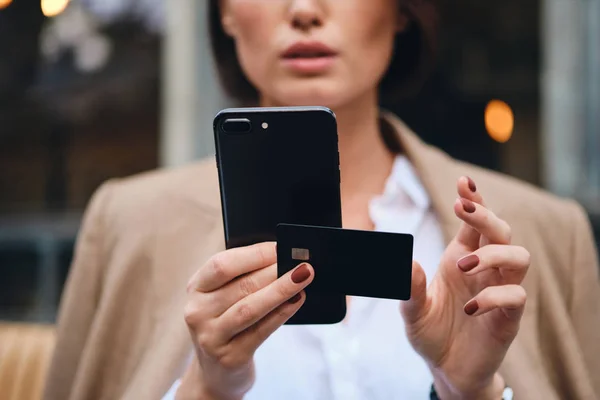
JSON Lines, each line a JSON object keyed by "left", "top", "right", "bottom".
{"left": 382, "top": 111, "right": 462, "bottom": 244}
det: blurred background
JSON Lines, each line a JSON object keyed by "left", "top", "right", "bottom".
{"left": 0, "top": 0, "right": 599, "bottom": 324}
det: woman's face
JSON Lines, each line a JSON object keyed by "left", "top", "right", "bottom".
{"left": 221, "top": 0, "right": 406, "bottom": 108}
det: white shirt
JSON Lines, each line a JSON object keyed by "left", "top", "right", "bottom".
{"left": 163, "top": 155, "right": 447, "bottom": 399}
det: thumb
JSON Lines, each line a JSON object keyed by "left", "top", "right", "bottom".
{"left": 400, "top": 261, "right": 429, "bottom": 324}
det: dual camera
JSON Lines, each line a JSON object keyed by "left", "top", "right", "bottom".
{"left": 221, "top": 118, "right": 268, "bottom": 134}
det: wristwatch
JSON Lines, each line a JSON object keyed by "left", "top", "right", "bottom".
{"left": 429, "top": 383, "right": 514, "bottom": 400}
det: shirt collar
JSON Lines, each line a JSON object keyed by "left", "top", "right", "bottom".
{"left": 386, "top": 155, "right": 431, "bottom": 210}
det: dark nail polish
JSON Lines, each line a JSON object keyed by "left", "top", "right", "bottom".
{"left": 291, "top": 263, "right": 310, "bottom": 284}
{"left": 457, "top": 254, "right": 480, "bottom": 272}
{"left": 461, "top": 198, "right": 476, "bottom": 213}
{"left": 467, "top": 176, "right": 477, "bottom": 192}
{"left": 464, "top": 299, "right": 479, "bottom": 316}
{"left": 288, "top": 293, "right": 302, "bottom": 304}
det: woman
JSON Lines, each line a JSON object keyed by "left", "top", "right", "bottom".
{"left": 44, "top": 1, "right": 600, "bottom": 399}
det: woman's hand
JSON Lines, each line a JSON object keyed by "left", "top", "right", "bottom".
{"left": 401, "top": 177, "right": 530, "bottom": 400}
{"left": 178, "top": 242, "right": 314, "bottom": 400}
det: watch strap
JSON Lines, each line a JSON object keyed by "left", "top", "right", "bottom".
{"left": 430, "top": 383, "right": 514, "bottom": 400}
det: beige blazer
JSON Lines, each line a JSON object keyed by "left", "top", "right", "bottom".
{"left": 44, "top": 113, "right": 600, "bottom": 400}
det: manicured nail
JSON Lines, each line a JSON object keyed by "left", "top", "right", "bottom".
{"left": 457, "top": 254, "right": 480, "bottom": 272}
{"left": 467, "top": 176, "right": 477, "bottom": 192}
{"left": 461, "top": 198, "right": 476, "bottom": 213}
{"left": 291, "top": 263, "right": 310, "bottom": 284}
{"left": 288, "top": 293, "right": 302, "bottom": 304}
{"left": 464, "top": 299, "right": 479, "bottom": 316}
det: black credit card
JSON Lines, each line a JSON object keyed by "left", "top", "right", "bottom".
{"left": 277, "top": 223, "right": 413, "bottom": 301}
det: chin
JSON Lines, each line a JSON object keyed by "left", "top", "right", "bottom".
{"left": 267, "top": 78, "right": 356, "bottom": 109}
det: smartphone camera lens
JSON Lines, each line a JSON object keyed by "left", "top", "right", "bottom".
{"left": 222, "top": 118, "right": 252, "bottom": 134}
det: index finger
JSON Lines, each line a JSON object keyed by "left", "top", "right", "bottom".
{"left": 455, "top": 176, "right": 485, "bottom": 249}
{"left": 188, "top": 242, "right": 277, "bottom": 293}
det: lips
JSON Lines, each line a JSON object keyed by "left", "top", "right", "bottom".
{"left": 283, "top": 42, "right": 337, "bottom": 58}
{"left": 281, "top": 41, "right": 338, "bottom": 73}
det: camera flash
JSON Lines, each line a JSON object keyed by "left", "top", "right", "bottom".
{"left": 291, "top": 248, "right": 310, "bottom": 261}
{"left": 262, "top": 122, "right": 269, "bottom": 129}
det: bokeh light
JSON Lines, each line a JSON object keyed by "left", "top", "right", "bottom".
{"left": 0, "top": 0, "right": 13, "bottom": 10}
{"left": 485, "top": 99, "right": 514, "bottom": 143}
{"left": 41, "top": 0, "right": 70, "bottom": 17}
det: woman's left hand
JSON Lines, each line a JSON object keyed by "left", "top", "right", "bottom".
{"left": 400, "top": 176, "right": 530, "bottom": 400}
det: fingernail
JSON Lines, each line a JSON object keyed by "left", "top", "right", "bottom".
{"left": 467, "top": 176, "right": 477, "bottom": 192}
{"left": 291, "top": 263, "right": 310, "bottom": 284}
{"left": 457, "top": 254, "right": 479, "bottom": 272}
{"left": 461, "top": 198, "right": 476, "bottom": 213}
{"left": 288, "top": 293, "right": 302, "bottom": 304}
{"left": 464, "top": 299, "right": 479, "bottom": 316}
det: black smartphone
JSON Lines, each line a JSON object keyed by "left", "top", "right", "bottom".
{"left": 213, "top": 106, "right": 346, "bottom": 324}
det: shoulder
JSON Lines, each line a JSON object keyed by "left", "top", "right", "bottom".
{"left": 85, "top": 157, "right": 221, "bottom": 241}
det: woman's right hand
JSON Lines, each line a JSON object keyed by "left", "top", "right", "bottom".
{"left": 178, "top": 242, "right": 314, "bottom": 400}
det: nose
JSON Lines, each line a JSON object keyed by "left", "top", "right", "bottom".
{"left": 289, "top": 0, "right": 325, "bottom": 31}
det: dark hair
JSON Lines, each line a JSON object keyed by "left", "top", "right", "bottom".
{"left": 208, "top": 0, "right": 439, "bottom": 105}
